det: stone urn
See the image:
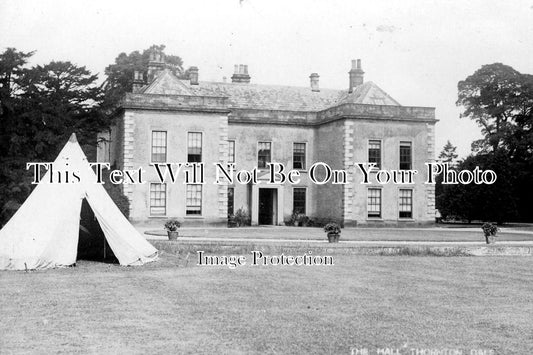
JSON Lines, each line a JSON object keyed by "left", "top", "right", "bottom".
{"left": 327, "top": 232, "right": 340, "bottom": 243}
{"left": 484, "top": 234, "right": 496, "bottom": 244}
{"left": 167, "top": 231, "right": 179, "bottom": 241}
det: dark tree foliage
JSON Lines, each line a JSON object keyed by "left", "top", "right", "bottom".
{"left": 437, "top": 152, "right": 518, "bottom": 224}
{"left": 102, "top": 44, "right": 186, "bottom": 109}
{"left": 450, "top": 63, "right": 533, "bottom": 222}
{"left": 13, "top": 61, "right": 105, "bottom": 160}
{"left": 0, "top": 48, "right": 112, "bottom": 226}
{"left": 457, "top": 63, "right": 533, "bottom": 155}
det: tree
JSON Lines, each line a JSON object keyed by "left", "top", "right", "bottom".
{"left": 455, "top": 63, "right": 533, "bottom": 222}
{"left": 438, "top": 140, "right": 458, "bottom": 164}
{"left": 0, "top": 49, "right": 109, "bottom": 226}
{"left": 436, "top": 152, "right": 518, "bottom": 224}
{"left": 13, "top": 61, "right": 105, "bottom": 160}
{"left": 457, "top": 63, "right": 532, "bottom": 155}
{"left": 0, "top": 48, "right": 34, "bottom": 152}
{"left": 102, "top": 44, "right": 186, "bottom": 109}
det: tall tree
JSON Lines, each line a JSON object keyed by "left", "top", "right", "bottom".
{"left": 457, "top": 63, "right": 531, "bottom": 154}
{"left": 102, "top": 44, "right": 186, "bottom": 109}
{"left": 438, "top": 140, "right": 458, "bottom": 164}
{"left": 0, "top": 49, "right": 109, "bottom": 226}
{"left": 0, "top": 48, "right": 34, "bottom": 152}
{"left": 13, "top": 61, "right": 105, "bottom": 160}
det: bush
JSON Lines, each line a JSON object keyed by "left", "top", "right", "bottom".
{"left": 232, "top": 208, "right": 251, "bottom": 227}
{"left": 310, "top": 217, "right": 344, "bottom": 228}
{"left": 103, "top": 183, "right": 130, "bottom": 219}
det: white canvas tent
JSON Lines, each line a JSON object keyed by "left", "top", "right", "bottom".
{"left": 0, "top": 134, "right": 158, "bottom": 270}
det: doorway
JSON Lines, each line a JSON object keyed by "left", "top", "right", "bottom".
{"left": 258, "top": 188, "right": 277, "bottom": 225}
{"left": 77, "top": 199, "right": 118, "bottom": 263}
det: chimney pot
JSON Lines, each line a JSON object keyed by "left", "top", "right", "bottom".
{"left": 147, "top": 49, "right": 166, "bottom": 82}
{"left": 348, "top": 58, "right": 364, "bottom": 92}
{"left": 132, "top": 70, "right": 145, "bottom": 93}
{"left": 231, "top": 63, "right": 251, "bottom": 83}
{"left": 189, "top": 66, "right": 199, "bottom": 85}
{"left": 310, "top": 73, "right": 320, "bottom": 92}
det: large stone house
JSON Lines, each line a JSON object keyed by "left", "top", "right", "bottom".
{"left": 97, "top": 52, "right": 437, "bottom": 227}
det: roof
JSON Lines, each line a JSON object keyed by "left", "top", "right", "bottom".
{"left": 139, "top": 69, "right": 401, "bottom": 112}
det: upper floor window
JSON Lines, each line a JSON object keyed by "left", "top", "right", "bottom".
{"left": 293, "top": 143, "right": 306, "bottom": 170}
{"left": 399, "top": 189, "right": 413, "bottom": 219}
{"left": 368, "top": 140, "right": 381, "bottom": 169}
{"left": 258, "top": 142, "right": 271, "bottom": 168}
{"left": 151, "top": 131, "right": 167, "bottom": 163}
{"left": 367, "top": 188, "right": 382, "bottom": 218}
{"left": 399, "top": 141, "right": 412, "bottom": 170}
{"left": 228, "top": 140, "right": 235, "bottom": 164}
{"left": 188, "top": 132, "right": 202, "bottom": 163}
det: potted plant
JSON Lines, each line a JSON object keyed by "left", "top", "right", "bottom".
{"left": 481, "top": 222, "right": 498, "bottom": 244}
{"left": 324, "top": 222, "right": 341, "bottom": 243}
{"left": 164, "top": 219, "right": 181, "bottom": 241}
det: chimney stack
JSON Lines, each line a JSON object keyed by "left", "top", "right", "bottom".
{"left": 132, "top": 70, "right": 145, "bottom": 93}
{"left": 348, "top": 59, "right": 364, "bottom": 92}
{"left": 147, "top": 48, "right": 166, "bottom": 82}
{"left": 189, "top": 66, "right": 199, "bottom": 85}
{"left": 309, "top": 73, "right": 320, "bottom": 92}
{"left": 231, "top": 64, "right": 251, "bottom": 83}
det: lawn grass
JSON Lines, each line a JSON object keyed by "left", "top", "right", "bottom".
{"left": 1, "top": 254, "right": 532, "bottom": 354}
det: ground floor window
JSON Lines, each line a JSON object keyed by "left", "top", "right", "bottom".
{"left": 227, "top": 187, "right": 234, "bottom": 216}
{"left": 150, "top": 183, "right": 166, "bottom": 216}
{"left": 186, "top": 184, "right": 202, "bottom": 215}
{"left": 293, "top": 188, "right": 306, "bottom": 214}
{"left": 399, "top": 189, "right": 413, "bottom": 218}
{"left": 367, "top": 188, "right": 381, "bottom": 218}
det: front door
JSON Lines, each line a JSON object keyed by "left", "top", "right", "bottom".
{"left": 258, "top": 188, "right": 275, "bottom": 225}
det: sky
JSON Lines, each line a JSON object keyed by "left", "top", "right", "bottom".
{"left": 1, "top": 0, "right": 532, "bottom": 158}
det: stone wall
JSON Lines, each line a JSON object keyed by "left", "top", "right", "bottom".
{"left": 126, "top": 109, "right": 228, "bottom": 225}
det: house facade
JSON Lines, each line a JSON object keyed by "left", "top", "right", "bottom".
{"left": 97, "top": 53, "right": 437, "bottom": 227}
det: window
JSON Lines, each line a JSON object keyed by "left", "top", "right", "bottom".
{"left": 227, "top": 187, "right": 234, "bottom": 216}
{"left": 399, "top": 141, "right": 412, "bottom": 170}
{"left": 186, "top": 184, "right": 202, "bottom": 215}
{"left": 188, "top": 132, "right": 202, "bottom": 162}
{"left": 367, "top": 188, "right": 381, "bottom": 218}
{"left": 368, "top": 140, "right": 381, "bottom": 169}
{"left": 293, "top": 143, "right": 306, "bottom": 170}
{"left": 399, "top": 189, "right": 413, "bottom": 218}
{"left": 293, "top": 188, "right": 306, "bottom": 214}
{"left": 257, "top": 142, "right": 271, "bottom": 168}
{"left": 150, "top": 183, "right": 166, "bottom": 216}
{"left": 228, "top": 140, "right": 235, "bottom": 164}
{"left": 151, "top": 131, "right": 167, "bottom": 163}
